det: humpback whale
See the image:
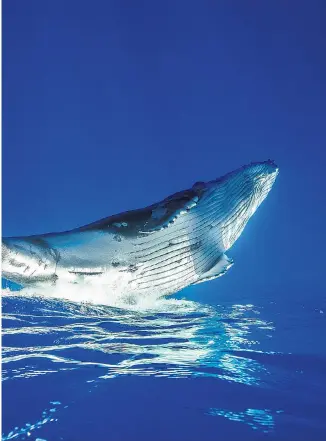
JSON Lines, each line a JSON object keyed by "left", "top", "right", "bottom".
{"left": 2, "top": 161, "right": 278, "bottom": 297}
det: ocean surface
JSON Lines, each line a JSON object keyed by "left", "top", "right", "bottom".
{"left": 2, "top": 281, "right": 326, "bottom": 441}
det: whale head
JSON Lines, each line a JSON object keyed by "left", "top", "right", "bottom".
{"left": 200, "top": 160, "right": 279, "bottom": 251}
{"left": 228, "top": 159, "right": 279, "bottom": 214}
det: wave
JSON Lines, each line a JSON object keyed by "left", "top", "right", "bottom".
{"left": 2, "top": 285, "right": 274, "bottom": 383}
{"left": 2, "top": 284, "right": 285, "bottom": 440}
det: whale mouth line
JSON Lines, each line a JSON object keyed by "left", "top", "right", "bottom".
{"left": 68, "top": 271, "right": 104, "bottom": 276}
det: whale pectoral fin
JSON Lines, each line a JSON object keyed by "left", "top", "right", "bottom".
{"left": 193, "top": 254, "right": 234, "bottom": 285}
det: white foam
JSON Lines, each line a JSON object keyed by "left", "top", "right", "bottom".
{"left": 2, "top": 279, "right": 200, "bottom": 313}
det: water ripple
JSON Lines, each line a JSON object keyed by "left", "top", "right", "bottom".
{"left": 2, "top": 292, "right": 274, "bottom": 385}
{"left": 2, "top": 289, "right": 282, "bottom": 440}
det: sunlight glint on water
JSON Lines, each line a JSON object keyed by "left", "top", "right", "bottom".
{"left": 2, "top": 283, "right": 279, "bottom": 440}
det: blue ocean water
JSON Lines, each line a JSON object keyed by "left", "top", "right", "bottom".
{"left": 3, "top": 1, "right": 326, "bottom": 440}
{"left": 2, "top": 282, "right": 325, "bottom": 441}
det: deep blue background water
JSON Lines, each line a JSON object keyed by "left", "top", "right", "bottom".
{"left": 2, "top": 1, "right": 326, "bottom": 440}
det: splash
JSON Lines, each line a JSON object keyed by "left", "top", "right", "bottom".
{"left": 2, "top": 277, "right": 188, "bottom": 311}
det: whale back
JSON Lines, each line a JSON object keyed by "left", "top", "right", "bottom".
{"left": 75, "top": 187, "right": 203, "bottom": 237}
